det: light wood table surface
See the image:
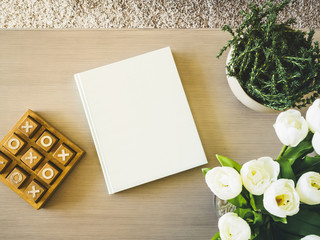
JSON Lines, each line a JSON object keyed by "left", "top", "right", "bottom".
{"left": 0, "top": 30, "right": 318, "bottom": 240}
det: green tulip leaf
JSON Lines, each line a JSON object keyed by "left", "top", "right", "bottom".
{"left": 253, "top": 227, "right": 274, "bottom": 240}
{"left": 276, "top": 218, "right": 320, "bottom": 236}
{"left": 211, "top": 231, "right": 220, "bottom": 240}
{"left": 250, "top": 194, "right": 265, "bottom": 212}
{"left": 202, "top": 168, "right": 212, "bottom": 176}
{"left": 234, "top": 208, "right": 254, "bottom": 221}
{"left": 274, "top": 205, "right": 320, "bottom": 237}
{"left": 270, "top": 215, "right": 287, "bottom": 224}
{"left": 253, "top": 211, "right": 264, "bottom": 225}
{"left": 293, "top": 155, "right": 320, "bottom": 176}
{"left": 273, "top": 226, "right": 302, "bottom": 240}
{"left": 252, "top": 221, "right": 276, "bottom": 240}
{"left": 228, "top": 192, "right": 250, "bottom": 209}
{"left": 216, "top": 154, "right": 242, "bottom": 172}
{"left": 289, "top": 205, "right": 320, "bottom": 228}
{"left": 276, "top": 156, "right": 296, "bottom": 181}
{"left": 250, "top": 194, "right": 257, "bottom": 211}
{"left": 281, "top": 132, "right": 314, "bottom": 165}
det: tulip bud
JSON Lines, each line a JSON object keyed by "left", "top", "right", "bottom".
{"left": 218, "top": 212, "right": 251, "bottom": 240}
{"left": 301, "top": 235, "right": 320, "bottom": 240}
{"left": 240, "top": 157, "right": 279, "bottom": 195}
{"left": 205, "top": 167, "right": 242, "bottom": 200}
{"left": 273, "top": 109, "right": 308, "bottom": 147}
{"left": 306, "top": 99, "right": 320, "bottom": 133}
{"left": 263, "top": 179, "right": 300, "bottom": 218}
{"left": 296, "top": 171, "right": 320, "bottom": 205}
{"left": 312, "top": 132, "right": 320, "bottom": 155}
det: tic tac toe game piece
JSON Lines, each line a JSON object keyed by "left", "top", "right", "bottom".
{"left": 36, "top": 130, "right": 58, "bottom": 152}
{"left": 0, "top": 152, "right": 11, "bottom": 173}
{"left": 24, "top": 180, "right": 46, "bottom": 203}
{"left": 37, "top": 162, "right": 60, "bottom": 185}
{"left": 6, "top": 167, "right": 28, "bottom": 188}
{"left": 53, "top": 144, "right": 75, "bottom": 166}
{"left": 0, "top": 109, "right": 85, "bottom": 209}
{"left": 18, "top": 117, "right": 40, "bottom": 138}
{"left": 21, "top": 147, "right": 43, "bottom": 170}
{"left": 4, "top": 133, "right": 26, "bottom": 155}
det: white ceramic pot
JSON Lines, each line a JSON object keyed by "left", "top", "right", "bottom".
{"left": 226, "top": 48, "right": 277, "bottom": 113}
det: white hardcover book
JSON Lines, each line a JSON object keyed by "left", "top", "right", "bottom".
{"left": 75, "top": 47, "right": 207, "bottom": 194}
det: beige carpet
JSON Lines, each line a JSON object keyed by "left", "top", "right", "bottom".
{"left": 0, "top": 0, "right": 319, "bottom": 29}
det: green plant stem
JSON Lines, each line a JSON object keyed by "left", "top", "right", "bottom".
{"left": 277, "top": 145, "right": 288, "bottom": 159}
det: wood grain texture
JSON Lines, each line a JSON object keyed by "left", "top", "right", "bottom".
{"left": 0, "top": 30, "right": 318, "bottom": 239}
{"left": 0, "top": 109, "right": 85, "bottom": 209}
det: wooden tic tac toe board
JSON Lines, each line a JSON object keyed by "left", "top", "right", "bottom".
{"left": 0, "top": 109, "right": 85, "bottom": 209}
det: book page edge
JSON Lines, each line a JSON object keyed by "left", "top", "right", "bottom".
{"left": 74, "top": 73, "right": 115, "bottom": 194}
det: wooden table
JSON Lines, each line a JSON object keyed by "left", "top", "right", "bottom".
{"left": 0, "top": 30, "right": 318, "bottom": 240}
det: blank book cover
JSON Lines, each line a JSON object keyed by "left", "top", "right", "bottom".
{"left": 75, "top": 47, "right": 207, "bottom": 194}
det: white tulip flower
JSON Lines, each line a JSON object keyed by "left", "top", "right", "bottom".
{"left": 306, "top": 99, "right": 320, "bottom": 133}
{"left": 263, "top": 179, "right": 300, "bottom": 218}
{"left": 218, "top": 212, "right": 251, "bottom": 240}
{"left": 312, "top": 131, "right": 320, "bottom": 155}
{"left": 301, "top": 235, "right": 320, "bottom": 240}
{"left": 296, "top": 171, "right": 320, "bottom": 205}
{"left": 273, "top": 109, "right": 308, "bottom": 147}
{"left": 240, "top": 157, "right": 280, "bottom": 195}
{"left": 205, "top": 167, "right": 242, "bottom": 200}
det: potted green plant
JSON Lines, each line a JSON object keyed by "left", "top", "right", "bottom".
{"left": 217, "top": 0, "right": 320, "bottom": 112}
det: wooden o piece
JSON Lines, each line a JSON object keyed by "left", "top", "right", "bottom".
{"left": 10, "top": 172, "right": 23, "bottom": 184}
{"left": 42, "top": 168, "right": 54, "bottom": 180}
{"left": 40, "top": 136, "right": 52, "bottom": 148}
{"left": 4, "top": 133, "right": 26, "bottom": 155}
{"left": 6, "top": 167, "right": 28, "bottom": 188}
{"left": 36, "top": 131, "right": 58, "bottom": 152}
{"left": 37, "top": 162, "right": 60, "bottom": 185}
{"left": 8, "top": 138, "right": 20, "bottom": 150}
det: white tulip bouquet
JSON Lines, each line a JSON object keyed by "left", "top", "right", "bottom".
{"left": 203, "top": 100, "right": 320, "bottom": 240}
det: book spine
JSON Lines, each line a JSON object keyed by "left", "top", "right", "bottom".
{"left": 74, "top": 74, "right": 115, "bottom": 194}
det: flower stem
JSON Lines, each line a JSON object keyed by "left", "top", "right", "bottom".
{"left": 277, "top": 145, "right": 288, "bottom": 159}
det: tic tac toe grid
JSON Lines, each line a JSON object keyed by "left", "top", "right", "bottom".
{"left": 0, "top": 109, "right": 85, "bottom": 209}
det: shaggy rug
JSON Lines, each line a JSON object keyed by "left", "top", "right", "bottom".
{"left": 0, "top": 0, "right": 319, "bottom": 29}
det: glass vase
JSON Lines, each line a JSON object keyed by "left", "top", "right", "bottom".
{"left": 213, "top": 194, "right": 236, "bottom": 218}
